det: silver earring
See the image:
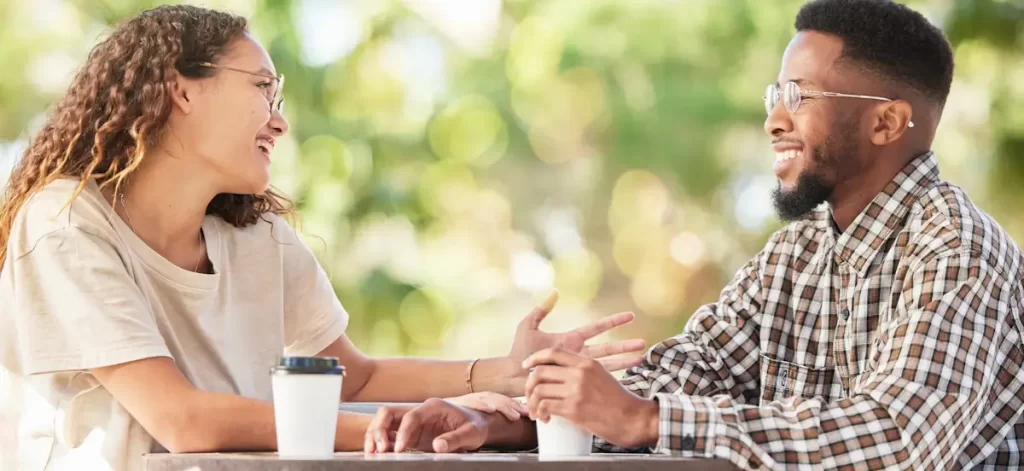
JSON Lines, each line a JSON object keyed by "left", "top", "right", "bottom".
{"left": 908, "top": 121, "right": 915, "bottom": 128}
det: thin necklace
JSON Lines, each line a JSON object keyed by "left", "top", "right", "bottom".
{"left": 119, "top": 193, "right": 205, "bottom": 273}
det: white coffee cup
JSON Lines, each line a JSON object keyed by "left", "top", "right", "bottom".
{"left": 271, "top": 356, "right": 345, "bottom": 458}
{"left": 536, "top": 415, "right": 594, "bottom": 457}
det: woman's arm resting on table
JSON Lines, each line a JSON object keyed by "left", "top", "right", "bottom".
{"left": 90, "top": 357, "right": 373, "bottom": 453}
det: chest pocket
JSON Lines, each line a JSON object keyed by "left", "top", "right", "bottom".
{"left": 760, "top": 356, "right": 840, "bottom": 404}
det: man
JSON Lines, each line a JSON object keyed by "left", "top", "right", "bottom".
{"left": 363, "top": 0, "right": 1024, "bottom": 468}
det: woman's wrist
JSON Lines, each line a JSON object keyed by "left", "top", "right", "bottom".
{"left": 470, "top": 356, "right": 523, "bottom": 397}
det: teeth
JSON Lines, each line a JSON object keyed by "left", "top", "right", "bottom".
{"left": 775, "top": 150, "right": 802, "bottom": 161}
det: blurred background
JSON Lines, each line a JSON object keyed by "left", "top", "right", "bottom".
{"left": 0, "top": 0, "right": 1021, "bottom": 359}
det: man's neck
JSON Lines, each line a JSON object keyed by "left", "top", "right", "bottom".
{"left": 828, "top": 149, "right": 928, "bottom": 231}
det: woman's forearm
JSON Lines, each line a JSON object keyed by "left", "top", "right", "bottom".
{"left": 349, "top": 356, "right": 520, "bottom": 402}
{"left": 180, "top": 390, "right": 373, "bottom": 452}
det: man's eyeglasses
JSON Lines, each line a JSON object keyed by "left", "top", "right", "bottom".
{"left": 764, "top": 81, "right": 913, "bottom": 128}
{"left": 196, "top": 62, "right": 285, "bottom": 113}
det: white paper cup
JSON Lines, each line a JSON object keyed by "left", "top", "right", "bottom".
{"left": 271, "top": 356, "right": 344, "bottom": 458}
{"left": 536, "top": 415, "right": 593, "bottom": 457}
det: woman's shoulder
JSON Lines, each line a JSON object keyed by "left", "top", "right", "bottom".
{"left": 13, "top": 178, "right": 118, "bottom": 239}
{"left": 5, "top": 178, "right": 121, "bottom": 263}
{"left": 213, "top": 211, "right": 311, "bottom": 256}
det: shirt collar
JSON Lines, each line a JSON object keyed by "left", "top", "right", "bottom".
{"left": 827, "top": 151, "right": 940, "bottom": 277}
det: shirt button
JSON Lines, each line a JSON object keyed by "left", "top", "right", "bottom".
{"left": 679, "top": 435, "right": 695, "bottom": 451}
{"left": 841, "top": 308, "right": 850, "bottom": 320}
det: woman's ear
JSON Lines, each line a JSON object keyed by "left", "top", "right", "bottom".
{"left": 168, "top": 71, "right": 195, "bottom": 114}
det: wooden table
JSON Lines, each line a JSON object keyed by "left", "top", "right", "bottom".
{"left": 144, "top": 452, "right": 738, "bottom": 470}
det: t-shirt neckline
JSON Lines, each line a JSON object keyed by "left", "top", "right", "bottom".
{"left": 86, "top": 179, "right": 221, "bottom": 291}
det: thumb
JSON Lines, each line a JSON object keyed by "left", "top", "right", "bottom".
{"left": 523, "top": 290, "right": 559, "bottom": 329}
{"left": 433, "top": 423, "right": 485, "bottom": 453}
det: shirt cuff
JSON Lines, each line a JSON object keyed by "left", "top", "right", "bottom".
{"left": 650, "top": 393, "right": 721, "bottom": 458}
{"left": 593, "top": 435, "right": 646, "bottom": 453}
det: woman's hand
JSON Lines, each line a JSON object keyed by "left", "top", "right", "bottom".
{"left": 446, "top": 392, "right": 528, "bottom": 422}
{"left": 505, "top": 290, "right": 647, "bottom": 394}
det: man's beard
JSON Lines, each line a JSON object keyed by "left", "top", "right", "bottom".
{"left": 771, "top": 130, "right": 855, "bottom": 221}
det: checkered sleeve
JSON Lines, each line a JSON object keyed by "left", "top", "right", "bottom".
{"left": 594, "top": 247, "right": 766, "bottom": 453}
{"left": 646, "top": 252, "right": 1024, "bottom": 470}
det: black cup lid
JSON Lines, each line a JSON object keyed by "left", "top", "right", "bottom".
{"left": 271, "top": 356, "right": 345, "bottom": 375}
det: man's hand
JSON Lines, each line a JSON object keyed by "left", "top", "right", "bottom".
{"left": 506, "top": 290, "right": 646, "bottom": 393}
{"left": 523, "top": 348, "right": 660, "bottom": 450}
{"left": 364, "top": 398, "right": 489, "bottom": 454}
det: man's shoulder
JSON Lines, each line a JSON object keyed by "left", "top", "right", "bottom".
{"left": 907, "top": 180, "right": 1023, "bottom": 278}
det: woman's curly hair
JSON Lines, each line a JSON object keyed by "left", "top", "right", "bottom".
{"left": 0, "top": 4, "right": 293, "bottom": 265}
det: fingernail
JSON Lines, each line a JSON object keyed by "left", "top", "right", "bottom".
{"left": 435, "top": 439, "right": 449, "bottom": 453}
{"left": 395, "top": 440, "right": 404, "bottom": 452}
{"left": 378, "top": 440, "right": 384, "bottom": 450}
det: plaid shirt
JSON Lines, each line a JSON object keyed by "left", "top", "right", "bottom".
{"left": 596, "top": 152, "right": 1024, "bottom": 469}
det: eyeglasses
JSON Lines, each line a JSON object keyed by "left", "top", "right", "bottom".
{"left": 196, "top": 62, "right": 285, "bottom": 113}
{"left": 764, "top": 81, "right": 913, "bottom": 128}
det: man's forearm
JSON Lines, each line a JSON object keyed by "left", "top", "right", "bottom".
{"left": 182, "top": 390, "right": 372, "bottom": 452}
{"left": 350, "top": 356, "right": 520, "bottom": 402}
{"left": 484, "top": 414, "right": 538, "bottom": 450}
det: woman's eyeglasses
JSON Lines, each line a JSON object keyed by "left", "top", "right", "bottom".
{"left": 764, "top": 81, "right": 913, "bottom": 128}
{"left": 196, "top": 62, "right": 285, "bottom": 113}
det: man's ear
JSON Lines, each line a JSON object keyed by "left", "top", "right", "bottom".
{"left": 869, "top": 100, "right": 914, "bottom": 146}
{"left": 168, "top": 70, "right": 195, "bottom": 114}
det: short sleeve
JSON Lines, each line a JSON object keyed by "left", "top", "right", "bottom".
{"left": 1, "top": 227, "right": 171, "bottom": 375}
{"left": 275, "top": 220, "right": 348, "bottom": 356}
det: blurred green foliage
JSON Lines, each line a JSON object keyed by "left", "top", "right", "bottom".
{"left": 1, "top": 0, "right": 1022, "bottom": 359}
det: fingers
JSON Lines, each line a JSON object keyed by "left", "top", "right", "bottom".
{"left": 433, "top": 422, "right": 485, "bottom": 453}
{"left": 394, "top": 408, "right": 425, "bottom": 453}
{"left": 480, "top": 394, "right": 525, "bottom": 421}
{"left": 364, "top": 429, "right": 374, "bottom": 453}
{"left": 521, "top": 290, "right": 560, "bottom": 329}
{"left": 581, "top": 338, "right": 646, "bottom": 359}
{"left": 523, "top": 348, "right": 588, "bottom": 370}
{"left": 569, "top": 311, "right": 635, "bottom": 340}
{"left": 534, "top": 398, "right": 569, "bottom": 423}
{"left": 365, "top": 407, "right": 399, "bottom": 453}
{"left": 497, "top": 402, "right": 522, "bottom": 421}
{"left": 525, "top": 365, "right": 568, "bottom": 398}
{"left": 451, "top": 393, "right": 526, "bottom": 421}
{"left": 461, "top": 398, "right": 496, "bottom": 414}
{"left": 526, "top": 383, "right": 571, "bottom": 420}
{"left": 598, "top": 355, "right": 645, "bottom": 372}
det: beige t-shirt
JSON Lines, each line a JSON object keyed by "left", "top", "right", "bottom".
{"left": 0, "top": 178, "right": 349, "bottom": 471}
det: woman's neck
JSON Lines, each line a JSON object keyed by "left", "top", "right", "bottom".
{"left": 107, "top": 151, "right": 217, "bottom": 256}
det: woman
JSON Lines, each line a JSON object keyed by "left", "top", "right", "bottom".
{"left": 0, "top": 5, "right": 645, "bottom": 471}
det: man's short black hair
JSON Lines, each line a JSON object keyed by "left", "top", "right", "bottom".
{"left": 795, "top": 0, "right": 955, "bottom": 107}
